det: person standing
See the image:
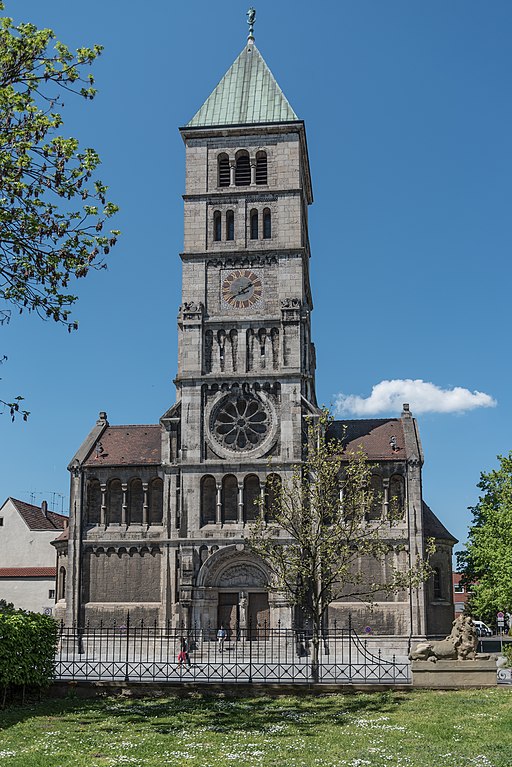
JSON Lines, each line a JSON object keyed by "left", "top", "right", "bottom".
{"left": 217, "top": 624, "right": 227, "bottom": 653}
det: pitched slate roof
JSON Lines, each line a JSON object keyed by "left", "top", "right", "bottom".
{"left": 423, "top": 501, "right": 458, "bottom": 544}
{"left": 82, "top": 425, "right": 161, "bottom": 467}
{"left": 187, "top": 42, "right": 298, "bottom": 127}
{"left": 7, "top": 498, "right": 68, "bottom": 531}
{"left": 328, "top": 419, "right": 407, "bottom": 461}
{"left": 0, "top": 567, "right": 56, "bottom": 577}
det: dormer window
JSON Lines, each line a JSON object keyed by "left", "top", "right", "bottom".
{"left": 235, "top": 151, "right": 251, "bottom": 186}
{"left": 256, "top": 151, "right": 267, "bottom": 185}
{"left": 218, "top": 154, "right": 230, "bottom": 187}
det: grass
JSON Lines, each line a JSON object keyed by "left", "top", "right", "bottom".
{"left": 0, "top": 688, "right": 511, "bottom": 766}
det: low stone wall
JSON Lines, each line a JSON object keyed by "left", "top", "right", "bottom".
{"left": 412, "top": 659, "right": 497, "bottom": 688}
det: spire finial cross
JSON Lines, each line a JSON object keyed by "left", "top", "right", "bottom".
{"left": 247, "top": 7, "right": 256, "bottom": 41}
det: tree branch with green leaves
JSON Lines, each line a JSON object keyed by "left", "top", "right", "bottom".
{"left": 249, "top": 410, "right": 433, "bottom": 680}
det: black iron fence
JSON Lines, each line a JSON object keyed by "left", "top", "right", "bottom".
{"left": 55, "top": 616, "right": 410, "bottom": 685}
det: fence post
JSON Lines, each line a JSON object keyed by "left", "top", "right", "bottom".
{"left": 124, "top": 612, "right": 130, "bottom": 683}
{"left": 248, "top": 618, "right": 253, "bottom": 683}
{"left": 348, "top": 613, "right": 352, "bottom": 681}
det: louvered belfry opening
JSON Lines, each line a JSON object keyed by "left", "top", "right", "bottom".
{"left": 256, "top": 151, "right": 267, "bottom": 184}
{"left": 218, "top": 154, "right": 230, "bottom": 187}
{"left": 235, "top": 152, "right": 251, "bottom": 186}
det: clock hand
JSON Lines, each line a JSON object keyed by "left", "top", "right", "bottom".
{"left": 234, "top": 284, "right": 252, "bottom": 297}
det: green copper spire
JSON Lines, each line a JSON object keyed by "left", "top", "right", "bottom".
{"left": 186, "top": 13, "right": 298, "bottom": 128}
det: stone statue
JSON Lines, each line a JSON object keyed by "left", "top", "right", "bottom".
{"left": 247, "top": 8, "right": 256, "bottom": 26}
{"left": 409, "top": 615, "right": 479, "bottom": 662}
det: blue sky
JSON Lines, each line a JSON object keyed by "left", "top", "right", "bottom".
{"left": 1, "top": 1, "right": 510, "bottom": 554}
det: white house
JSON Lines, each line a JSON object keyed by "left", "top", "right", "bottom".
{"left": 0, "top": 497, "right": 67, "bottom": 614}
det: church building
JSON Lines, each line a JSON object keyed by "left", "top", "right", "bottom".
{"left": 55, "top": 16, "right": 455, "bottom": 641}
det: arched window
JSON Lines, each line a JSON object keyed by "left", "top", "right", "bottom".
{"left": 129, "top": 478, "right": 143, "bottom": 525}
{"left": 218, "top": 153, "right": 230, "bottom": 187}
{"left": 201, "top": 475, "right": 217, "bottom": 525}
{"left": 263, "top": 208, "right": 271, "bottom": 239}
{"left": 222, "top": 475, "right": 238, "bottom": 523}
{"left": 265, "top": 473, "right": 282, "bottom": 522}
{"left": 256, "top": 151, "right": 267, "bottom": 185}
{"left": 149, "top": 477, "right": 163, "bottom": 524}
{"left": 204, "top": 329, "right": 213, "bottom": 373}
{"left": 368, "top": 475, "right": 383, "bottom": 520}
{"left": 433, "top": 567, "right": 442, "bottom": 600}
{"left": 226, "top": 209, "right": 234, "bottom": 241}
{"left": 58, "top": 566, "right": 66, "bottom": 600}
{"left": 235, "top": 151, "right": 250, "bottom": 186}
{"left": 214, "top": 210, "right": 222, "bottom": 242}
{"left": 250, "top": 209, "right": 259, "bottom": 240}
{"left": 108, "top": 479, "right": 122, "bottom": 524}
{"left": 389, "top": 475, "right": 405, "bottom": 518}
{"left": 244, "top": 475, "right": 260, "bottom": 522}
{"left": 86, "top": 478, "right": 101, "bottom": 524}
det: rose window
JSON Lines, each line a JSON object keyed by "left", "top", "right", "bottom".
{"left": 213, "top": 395, "right": 268, "bottom": 451}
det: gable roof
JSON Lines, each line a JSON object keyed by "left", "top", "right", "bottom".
{"left": 82, "top": 425, "right": 161, "bottom": 467}
{"left": 328, "top": 419, "right": 407, "bottom": 461}
{"left": 187, "top": 42, "right": 298, "bottom": 127}
{"left": 4, "top": 498, "right": 68, "bottom": 531}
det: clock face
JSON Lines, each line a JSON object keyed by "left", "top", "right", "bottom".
{"left": 222, "top": 269, "right": 262, "bottom": 309}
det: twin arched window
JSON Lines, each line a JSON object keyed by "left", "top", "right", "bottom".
{"left": 250, "top": 208, "right": 272, "bottom": 241}
{"left": 214, "top": 210, "right": 235, "bottom": 242}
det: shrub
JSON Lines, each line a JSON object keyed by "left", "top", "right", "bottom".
{"left": 0, "top": 609, "right": 58, "bottom": 706}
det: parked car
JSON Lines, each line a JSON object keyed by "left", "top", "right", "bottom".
{"left": 472, "top": 620, "right": 493, "bottom": 637}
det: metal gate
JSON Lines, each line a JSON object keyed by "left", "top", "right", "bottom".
{"left": 55, "top": 617, "right": 410, "bottom": 685}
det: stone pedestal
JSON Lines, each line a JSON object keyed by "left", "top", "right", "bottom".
{"left": 412, "top": 659, "right": 497, "bottom": 688}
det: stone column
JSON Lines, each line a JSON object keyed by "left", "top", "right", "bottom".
{"left": 216, "top": 482, "right": 222, "bottom": 525}
{"left": 229, "top": 160, "right": 236, "bottom": 187}
{"left": 121, "top": 483, "right": 128, "bottom": 526}
{"left": 238, "top": 483, "right": 244, "bottom": 524}
{"left": 100, "top": 483, "right": 107, "bottom": 528}
{"left": 142, "top": 482, "right": 149, "bottom": 526}
{"left": 250, "top": 159, "right": 257, "bottom": 186}
{"left": 383, "top": 479, "right": 389, "bottom": 519}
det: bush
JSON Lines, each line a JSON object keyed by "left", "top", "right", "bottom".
{"left": 0, "top": 608, "right": 58, "bottom": 706}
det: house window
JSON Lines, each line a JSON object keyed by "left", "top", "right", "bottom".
{"left": 218, "top": 153, "right": 230, "bottom": 187}
{"left": 250, "top": 209, "right": 259, "bottom": 240}
{"left": 454, "top": 583, "right": 465, "bottom": 593}
{"left": 0, "top": 518, "right": 3, "bottom": 526}
{"left": 226, "top": 210, "right": 234, "bottom": 241}
{"left": 256, "top": 151, "right": 267, "bottom": 185}
{"left": 48, "top": 589, "right": 55, "bottom": 600}
{"left": 214, "top": 210, "right": 222, "bottom": 242}
{"left": 263, "top": 208, "right": 271, "bottom": 239}
{"left": 235, "top": 152, "right": 250, "bottom": 186}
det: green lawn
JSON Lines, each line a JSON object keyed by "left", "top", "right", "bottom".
{"left": 0, "top": 689, "right": 511, "bottom": 766}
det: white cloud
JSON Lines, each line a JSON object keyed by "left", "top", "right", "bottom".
{"left": 334, "top": 379, "right": 497, "bottom": 416}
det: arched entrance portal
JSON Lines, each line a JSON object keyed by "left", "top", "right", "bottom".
{"left": 194, "top": 545, "right": 271, "bottom": 636}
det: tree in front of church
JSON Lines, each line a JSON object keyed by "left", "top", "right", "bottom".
{"left": 0, "top": 1, "right": 119, "bottom": 418}
{"left": 249, "top": 411, "right": 434, "bottom": 682}
{"left": 457, "top": 452, "right": 512, "bottom": 625}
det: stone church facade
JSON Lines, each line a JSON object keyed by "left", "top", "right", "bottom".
{"left": 55, "top": 29, "right": 456, "bottom": 640}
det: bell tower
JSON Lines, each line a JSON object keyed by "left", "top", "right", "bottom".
{"left": 163, "top": 13, "right": 317, "bottom": 628}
